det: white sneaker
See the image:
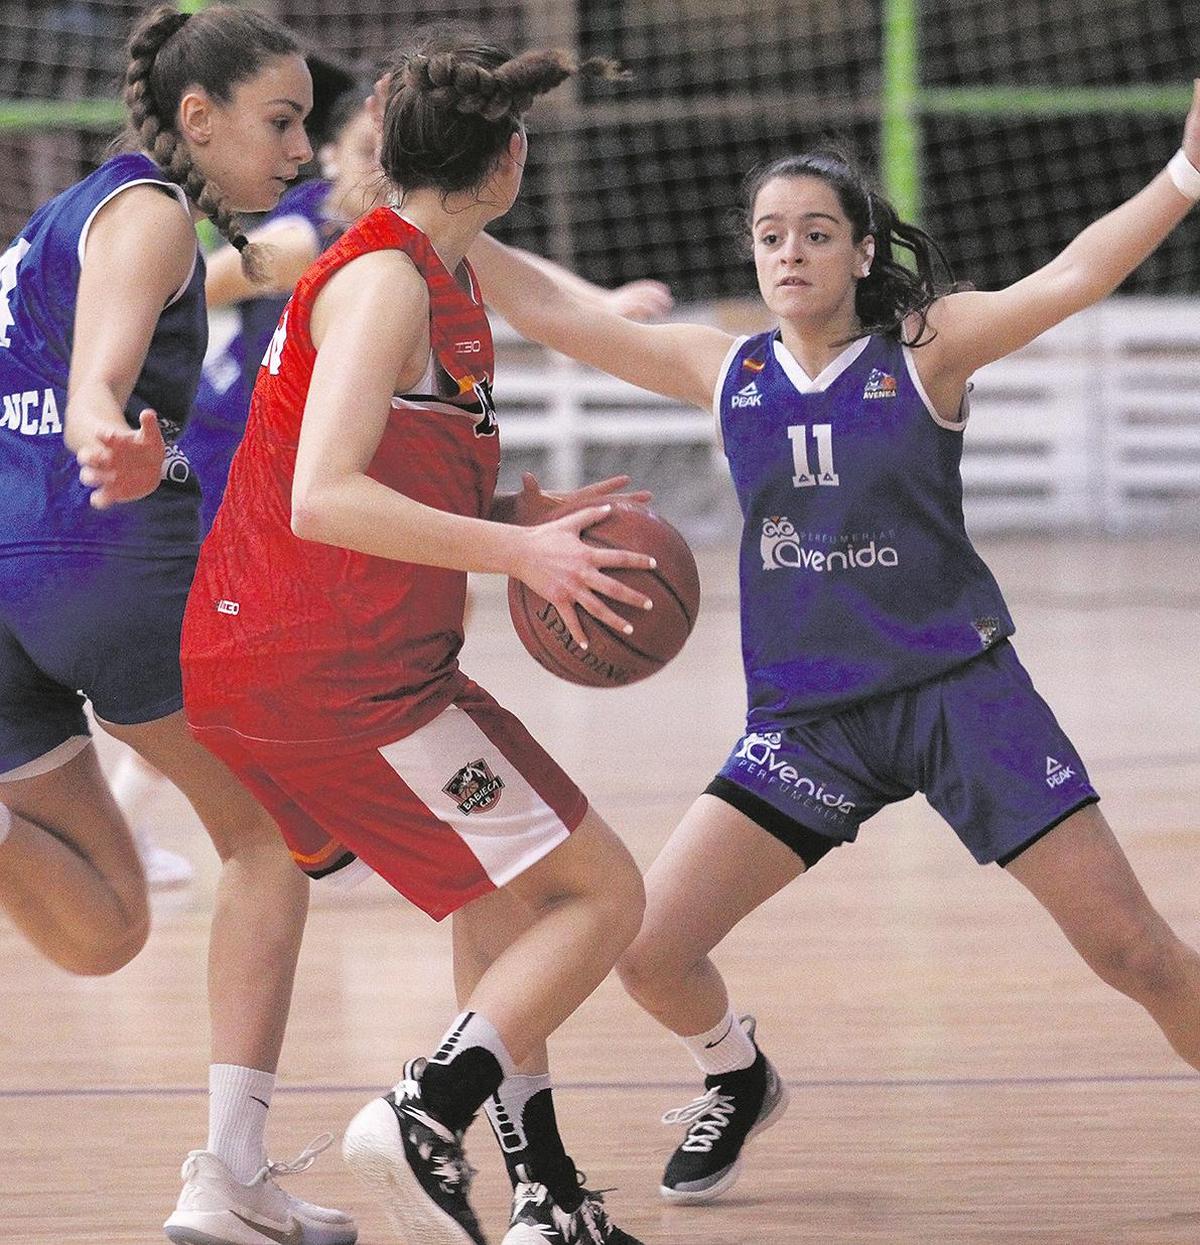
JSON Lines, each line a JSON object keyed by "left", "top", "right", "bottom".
{"left": 164, "top": 1135, "right": 357, "bottom": 1245}
{"left": 135, "top": 826, "right": 195, "bottom": 890}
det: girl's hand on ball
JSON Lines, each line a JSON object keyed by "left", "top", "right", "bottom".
{"left": 513, "top": 504, "right": 655, "bottom": 648}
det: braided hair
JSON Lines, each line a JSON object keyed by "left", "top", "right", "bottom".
{"left": 379, "top": 26, "right": 625, "bottom": 199}
{"left": 121, "top": 4, "right": 301, "bottom": 279}
{"left": 740, "top": 148, "right": 960, "bottom": 346}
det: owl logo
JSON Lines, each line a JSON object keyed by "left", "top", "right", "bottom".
{"left": 734, "top": 731, "right": 783, "bottom": 765}
{"left": 760, "top": 516, "right": 802, "bottom": 569}
{"left": 443, "top": 757, "right": 505, "bottom": 815}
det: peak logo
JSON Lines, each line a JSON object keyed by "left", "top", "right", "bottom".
{"left": 760, "top": 516, "right": 898, "bottom": 572}
{"left": 732, "top": 730, "right": 856, "bottom": 816}
{"left": 733, "top": 380, "right": 763, "bottom": 408}
{"left": 1045, "top": 756, "right": 1076, "bottom": 789}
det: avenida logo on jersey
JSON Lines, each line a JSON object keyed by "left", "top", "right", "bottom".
{"left": 732, "top": 730, "right": 855, "bottom": 820}
{"left": 760, "top": 516, "right": 898, "bottom": 572}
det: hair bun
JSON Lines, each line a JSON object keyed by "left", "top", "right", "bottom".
{"left": 128, "top": 7, "right": 190, "bottom": 62}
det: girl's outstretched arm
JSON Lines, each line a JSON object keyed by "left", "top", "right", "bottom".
{"left": 917, "top": 79, "right": 1200, "bottom": 407}
{"left": 468, "top": 232, "right": 734, "bottom": 411}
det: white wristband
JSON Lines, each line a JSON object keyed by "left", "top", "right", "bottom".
{"left": 1167, "top": 149, "right": 1200, "bottom": 200}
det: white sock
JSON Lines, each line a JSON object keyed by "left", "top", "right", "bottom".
{"left": 484, "top": 1072, "right": 552, "bottom": 1154}
{"left": 680, "top": 1009, "right": 757, "bottom": 1077}
{"left": 0, "top": 805, "right": 11, "bottom": 849}
{"left": 207, "top": 1064, "right": 275, "bottom": 1182}
{"left": 426, "top": 1010, "right": 518, "bottom": 1079}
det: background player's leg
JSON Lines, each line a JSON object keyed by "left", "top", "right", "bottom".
{"left": 1004, "top": 801, "right": 1200, "bottom": 1068}
{"left": 100, "top": 710, "right": 307, "bottom": 1073}
{"left": 0, "top": 742, "right": 149, "bottom": 975}
{"left": 617, "top": 793, "right": 807, "bottom": 1037}
{"left": 108, "top": 746, "right": 195, "bottom": 889}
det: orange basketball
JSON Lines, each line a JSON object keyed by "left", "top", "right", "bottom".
{"left": 507, "top": 502, "right": 701, "bottom": 688}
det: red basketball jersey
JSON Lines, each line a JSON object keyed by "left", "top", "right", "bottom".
{"left": 181, "top": 208, "right": 499, "bottom": 752}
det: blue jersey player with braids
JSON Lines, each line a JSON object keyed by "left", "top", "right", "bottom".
{"left": 474, "top": 80, "right": 1200, "bottom": 1204}
{"left": 0, "top": 6, "right": 360, "bottom": 1244}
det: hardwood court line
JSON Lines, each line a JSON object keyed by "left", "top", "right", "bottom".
{"left": 3, "top": 1071, "right": 1197, "bottom": 1100}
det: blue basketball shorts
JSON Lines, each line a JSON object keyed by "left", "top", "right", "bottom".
{"left": 0, "top": 547, "right": 195, "bottom": 776}
{"left": 711, "top": 640, "right": 1099, "bottom": 868}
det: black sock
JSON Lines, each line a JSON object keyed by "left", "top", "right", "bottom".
{"left": 488, "top": 1084, "right": 583, "bottom": 1213}
{"left": 419, "top": 1046, "right": 505, "bottom": 1134}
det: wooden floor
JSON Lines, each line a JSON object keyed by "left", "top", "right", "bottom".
{"left": 2, "top": 536, "right": 1198, "bottom": 1244}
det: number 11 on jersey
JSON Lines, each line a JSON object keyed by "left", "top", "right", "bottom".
{"left": 788, "top": 423, "right": 839, "bottom": 488}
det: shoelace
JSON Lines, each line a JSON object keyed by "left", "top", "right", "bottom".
{"left": 266, "top": 1134, "right": 334, "bottom": 1179}
{"left": 177, "top": 1134, "right": 334, "bottom": 1184}
{"left": 661, "top": 1087, "right": 737, "bottom": 1153}
{"left": 260, "top": 1133, "right": 335, "bottom": 1182}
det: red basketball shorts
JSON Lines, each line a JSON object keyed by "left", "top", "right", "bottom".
{"left": 191, "top": 681, "right": 589, "bottom": 920}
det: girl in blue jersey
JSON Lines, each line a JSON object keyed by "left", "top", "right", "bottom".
{"left": 0, "top": 7, "right": 359, "bottom": 1245}
{"left": 473, "top": 83, "right": 1200, "bottom": 1204}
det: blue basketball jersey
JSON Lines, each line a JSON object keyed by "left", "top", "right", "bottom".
{"left": 238, "top": 179, "right": 340, "bottom": 393}
{"left": 184, "top": 179, "right": 342, "bottom": 532}
{"left": 0, "top": 152, "right": 204, "bottom": 553}
{"left": 717, "top": 330, "right": 1014, "bottom": 725}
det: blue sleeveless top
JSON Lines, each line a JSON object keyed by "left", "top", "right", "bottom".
{"left": 0, "top": 152, "right": 204, "bottom": 554}
{"left": 184, "top": 180, "right": 343, "bottom": 533}
{"left": 191, "top": 179, "right": 339, "bottom": 433}
{"left": 717, "top": 330, "right": 1014, "bottom": 726}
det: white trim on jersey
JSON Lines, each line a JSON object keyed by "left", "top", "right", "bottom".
{"left": 901, "top": 343, "right": 969, "bottom": 432}
{"left": 377, "top": 704, "right": 570, "bottom": 889}
{"left": 711, "top": 333, "right": 751, "bottom": 453}
{"left": 388, "top": 394, "right": 488, "bottom": 428}
{"left": 773, "top": 335, "right": 870, "bottom": 394}
{"left": 76, "top": 177, "right": 197, "bottom": 308}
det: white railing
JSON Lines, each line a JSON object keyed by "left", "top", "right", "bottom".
{"left": 492, "top": 297, "right": 1200, "bottom": 538}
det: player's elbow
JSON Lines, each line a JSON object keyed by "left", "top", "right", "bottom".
{"left": 290, "top": 489, "right": 333, "bottom": 542}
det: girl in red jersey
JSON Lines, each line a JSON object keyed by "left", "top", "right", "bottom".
{"left": 182, "top": 28, "right": 652, "bottom": 1245}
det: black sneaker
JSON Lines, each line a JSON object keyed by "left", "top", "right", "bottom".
{"left": 342, "top": 1058, "right": 487, "bottom": 1245}
{"left": 659, "top": 1017, "right": 789, "bottom": 1204}
{"left": 502, "top": 1172, "right": 643, "bottom": 1245}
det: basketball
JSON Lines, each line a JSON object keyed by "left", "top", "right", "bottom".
{"left": 508, "top": 501, "right": 701, "bottom": 687}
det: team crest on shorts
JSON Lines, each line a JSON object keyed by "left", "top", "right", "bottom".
{"left": 443, "top": 758, "right": 505, "bottom": 815}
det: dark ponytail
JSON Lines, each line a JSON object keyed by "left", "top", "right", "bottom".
{"left": 379, "top": 25, "right": 625, "bottom": 199}
{"left": 741, "top": 148, "right": 959, "bottom": 346}
{"left": 120, "top": 3, "right": 301, "bottom": 280}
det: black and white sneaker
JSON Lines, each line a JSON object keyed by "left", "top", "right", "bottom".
{"left": 342, "top": 1058, "right": 487, "bottom": 1245}
{"left": 659, "top": 1017, "right": 789, "bottom": 1204}
{"left": 502, "top": 1173, "right": 643, "bottom": 1245}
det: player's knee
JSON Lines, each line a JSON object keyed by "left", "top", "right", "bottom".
{"left": 206, "top": 811, "right": 291, "bottom": 867}
{"left": 1089, "top": 923, "right": 1180, "bottom": 1000}
{"left": 604, "top": 855, "right": 645, "bottom": 951}
{"left": 63, "top": 911, "right": 150, "bottom": 976}
{"left": 617, "top": 922, "right": 691, "bottom": 1002}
